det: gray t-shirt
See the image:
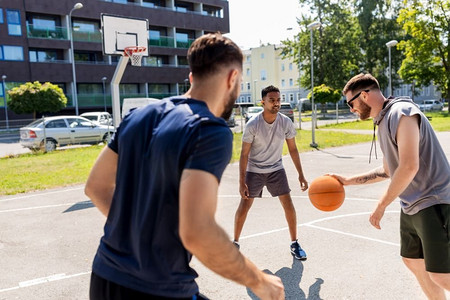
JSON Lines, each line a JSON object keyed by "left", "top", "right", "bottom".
{"left": 374, "top": 97, "right": 450, "bottom": 215}
{"left": 242, "top": 112, "right": 296, "bottom": 173}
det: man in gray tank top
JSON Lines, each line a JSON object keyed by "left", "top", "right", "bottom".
{"left": 233, "top": 85, "right": 309, "bottom": 260}
{"left": 333, "top": 73, "right": 449, "bottom": 299}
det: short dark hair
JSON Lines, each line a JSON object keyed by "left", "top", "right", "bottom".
{"left": 187, "top": 33, "right": 243, "bottom": 79}
{"left": 342, "top": 73, "right": 380, "bottom": 95}
{"left": 261, "top": 85, "right": 280, "bottom": 98}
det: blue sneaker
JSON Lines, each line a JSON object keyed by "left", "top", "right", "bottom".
{"left": 290, "top": 240, "right": 307, "bottom": 260}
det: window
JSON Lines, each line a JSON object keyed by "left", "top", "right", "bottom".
{"left": 32, "top": 17, "right": 57, "bottom": 30}
{"left": 240, "top": 83, "right": 244, "bottom": 91}
{"left": 72, "top": 20, "right": 98, "bottom": 32}
{"left": 261, "top": 53, "right": 264, "bottom": 59}
{"left": 281, "top": 94, "right": 286, "bottom": 101}
{"left": 281, "top": 64, "right": 285, "bottom": 72}
{"left": 0, "top": 9, "right": 3, "bottom": 24}
{"left": 289, "top": 94, "right": 294, "bottom": 101}
{"left": 260, "top": 70, "right": 266, "bottom": 81}
{"left": 281, "top": 79, "right": 285, "bottom": 87}
{"left": 1, "top": 45, "right": 24, "bottom": 60}
{"left": 247, "top": 82, "right": 250, "bottom": 90}
{"left": 29, "top": 49, "right": 58, "bottom": 62}
{"left": 247, "top": 96, "right": 251, "bottom": 102}
{"left": 144, "top": 55, "right": 168, "bottom": 66}
{"left": 246, "top": 68, "right": 250, "bottom": 76}
{"left": 78, "top": 84, "right": 103, "bottom": 94}
{"left": 7, "top": 10, "right": 21, "bottom": 36}
{"left": 289, "top": 79, "right": 293, "bottom": 86}
{"left": 289, "top": 63, "right": 293, "bottom": 71}
{"left": 177, "top": 56, "right": 188, "bottom": 66}
{"left": 246, "top": 55, "right": 251, "bottom": 62}
{"left": 45, "top": 119, "right": 67, "bottom": 128}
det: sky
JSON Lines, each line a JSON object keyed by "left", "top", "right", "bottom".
{"left": 224, "top": 0, "right": 303, "bottom": 49}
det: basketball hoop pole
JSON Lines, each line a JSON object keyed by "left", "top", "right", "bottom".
{"left": 111, "top": 56, "right": 129, "bottom": 128}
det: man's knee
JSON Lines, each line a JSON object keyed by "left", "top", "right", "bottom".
{"left": 402, "top": 257, "right": 425, "bottom": 273}
{"left": 238, "top": 198, "right": 254, "bottom": 212}
{"left": 429, "top": 273, "right": 450, "bottom": 290}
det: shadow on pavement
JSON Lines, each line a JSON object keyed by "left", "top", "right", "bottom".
{"left": 247, "top": 259, "right": 324, "bottom": 299}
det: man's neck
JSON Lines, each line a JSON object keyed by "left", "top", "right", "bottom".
{"left": 262, "top": 111, "right": 277, "bottom": 124}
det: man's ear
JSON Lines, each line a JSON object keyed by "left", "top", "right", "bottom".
{"left": 227, "top": 68, "right": 239, "bottom": 89}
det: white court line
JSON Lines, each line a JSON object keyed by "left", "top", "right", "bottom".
{"left": 220, "top": 194, "right": 379, "bottom": 202}
{"left": 0, "top": 272, "right": 91, "bottom": 293}
{"left": 0, "top": 186, "right": 84, "bottom": 202}
{"left": 241, "top": 210, "right": 400, "bottom": 247}
{"left": 0, "top": 203, "right": 74, "bottom": 213}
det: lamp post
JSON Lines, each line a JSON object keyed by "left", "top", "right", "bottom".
{"left": 287, "top": 27, "right": 302, "bottom": 129}
{"left": 307, "top": 21, "right": 321, "bottom": 148}
{"left": 184, "top": 78, "right": 189, "bottom": 93}
{"left": 2, "top": 75, "right": 8, "bottom": 129}
{"left": 253, "top": 79, "right": 258, "bottom": 105}
{"left": 102, "top": 77, "right": 107, "bottom": 112}
{"left": 386, "top": 40, "right": 398, "bottom": 97}
{"left": 69, "top": 2, "right": 83, "bottom": 115}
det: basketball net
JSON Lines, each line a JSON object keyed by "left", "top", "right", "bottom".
{"left": 124, "top": 46, "right": 147, "bottom": 66}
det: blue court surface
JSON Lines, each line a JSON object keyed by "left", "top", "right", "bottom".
{"left": 0, "top": 132, "right": 449, "bottom": 299}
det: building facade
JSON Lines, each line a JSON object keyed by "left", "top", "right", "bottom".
{"left": 0, "top": 0, "right": 229, "bottom": 127}
{"left": 238, "top": 44, "right": 309, "bottom": 108}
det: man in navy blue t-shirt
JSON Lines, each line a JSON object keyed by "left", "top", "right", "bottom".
{"left": 85, "top": 33, "right": 284, "bottom": 299}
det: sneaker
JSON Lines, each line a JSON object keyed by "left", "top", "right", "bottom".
{"left": 290, "top": 240, "right": 307, "bottom": 260}
{"left": 233, "top": 241, "right": 240, "bottom": 250}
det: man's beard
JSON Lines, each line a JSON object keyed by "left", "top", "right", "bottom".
{"left": 358, "top": 100, "right": 372, "bottom": 120}
{"left": 221, "top": 81, "right": 239, "bottom": 120}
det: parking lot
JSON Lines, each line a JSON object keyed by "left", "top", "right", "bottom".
{"left": 0, "top": 131, "right": 449, "bottom": 299}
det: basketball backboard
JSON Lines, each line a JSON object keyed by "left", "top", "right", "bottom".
{"left": 101, "top": 14, "right": 149, "bottom": 56}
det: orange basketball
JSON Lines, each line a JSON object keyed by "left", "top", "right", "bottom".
{"left": 308, "top": 176, "right": 345, "bottom": 211}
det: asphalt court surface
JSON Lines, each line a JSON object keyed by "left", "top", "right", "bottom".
{"left": 1, "top": 131, "right": 449, "bottom": 299}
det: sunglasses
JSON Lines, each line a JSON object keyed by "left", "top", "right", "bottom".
{"left": 347, "top": 89, "right": 370, "bottom": 109}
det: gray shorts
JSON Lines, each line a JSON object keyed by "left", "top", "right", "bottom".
{"left": 400, "top": 204, "right": 450, "bottom": 273}
{"left": 245, "top": 169, "right": 291, "bottom": 198}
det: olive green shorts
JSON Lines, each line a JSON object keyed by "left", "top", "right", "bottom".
{"left": 400, "top": 204, "right": 450, "bottom": 273}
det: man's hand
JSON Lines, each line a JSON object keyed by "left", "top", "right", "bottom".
{"left": 327, "top": 174, "right": 349, "bottom": 185}
{"left": 239, "top": 183, "right": 250, "bottom": 199}
{"left": 251, "top": 273, "right": 285, "bottom": 300}
{"left": 298, "top": 176, "right": 308, "bottom": 191}
{"left": 369, "top": 202, "right": 386, "bottom": 230}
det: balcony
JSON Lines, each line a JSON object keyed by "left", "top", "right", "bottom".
{"left": 27, "top": 25, "right": 68, "bottom": 40}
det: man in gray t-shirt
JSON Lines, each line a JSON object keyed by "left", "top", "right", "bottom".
{"left": 233, "top": 85, "right": 309, "bottom": 260}
{"left": 334, "top": 73, "right": 449, "bottom": 299}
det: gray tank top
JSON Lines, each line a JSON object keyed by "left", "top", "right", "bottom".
{"left": 374, "top": 97, "right": 450, "bottom": 215}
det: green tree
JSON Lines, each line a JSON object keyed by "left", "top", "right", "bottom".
{"left": 397, "top": 0, "right": 449, "bottom": 112}
{"left": 307, "top": 84, "right": 341, "bottom": 114}
{"left": 8, "top": 81, "right": 67, "bottom": 119}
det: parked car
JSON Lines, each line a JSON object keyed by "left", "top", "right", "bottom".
{"left": 80, "top": 112, "right": 113, "bottom": 126}
{"left": 226, "top": 112, "right": 236, "bottom": 127}
{"left": 418, "top": 100, "right": 443, "bottom": 112}
{"left": 280, "top": 102, "right": 295, "bottom": 122}
{"left": 245, "top": 106, "right": 264, "bottom": 123}
{"left": 20, "top": 116, "right": 115, "bottom": 151}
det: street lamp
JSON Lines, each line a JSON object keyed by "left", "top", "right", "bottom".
{"left": 386, "top": 40, "right": 398, "bottom": 97}
{"left": 307, "top": 21, "right": 321, "bottom": 148}
{"left": 253, "top": 79, "right": 258, "bottom": 105}
{"left": 102, "top": 77, "right": 107, "bottom": 112}
{"left": 287, "top": 27, "right": 302, "bottom": 129}
{"left": 2, "top": 75, "right": 8, "bottom": 129}
{"left": 184, "top": 78, "right": 189, "bottom": 93}
{"left": 69, "top": 2, "right": 83, "bottom": 115}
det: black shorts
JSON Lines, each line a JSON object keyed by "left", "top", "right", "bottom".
{"left": 245, "top": 169, "right": 291, "bottom": 198}
{"left": 90, "top": 272, "right": 209, "bottom": 300}
{"left": 400, "top": 204, "right": 450, "bottom": 273}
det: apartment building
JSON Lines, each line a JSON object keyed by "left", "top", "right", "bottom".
{"left": 238, "top": 44, "right": 309, "bottom": 108}
{"left": 0, "top": 0, "right": 229, "bottom": 126}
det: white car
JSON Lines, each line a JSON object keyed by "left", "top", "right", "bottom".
{"left": 80, "top": 112, "right": 113, "bottom": 126}
{"left": 245, "top": 106, "right": 264, "bottom": 123}
{"left": 418, "top": 100, "right": 443, "bottom": 112}
{"left": 20, "top": 116, "right": 115, "bottom": 151}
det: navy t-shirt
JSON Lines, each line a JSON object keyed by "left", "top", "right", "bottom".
{"left": 92, "top": 97, "right": 232, "bottom": 297}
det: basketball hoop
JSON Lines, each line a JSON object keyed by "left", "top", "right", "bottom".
{"left": 124, "top": 46, "right": 147, "bottom": 66}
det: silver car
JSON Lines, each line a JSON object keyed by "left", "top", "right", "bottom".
{"left": 20, "top": 116, "right": 115, "bottom": 151}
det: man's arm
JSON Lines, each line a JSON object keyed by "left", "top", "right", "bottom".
{"left": 369, "top": 115, "right": 420, "bottom": 229}
{"left": 84, "top": 146, "right": 118, "bottom": 217}
{"left": 332, "top": 161, "right": 390, "bottom": 186}
{"left": 239, "top": 142, "right": 252, "bottom": 199}
{"left": 179, "top": 169, "right": 284, "bottom": 299}
{"left": 286, "top": 138, "right": 308, "bottom": 191}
